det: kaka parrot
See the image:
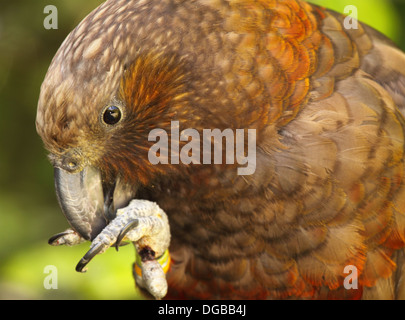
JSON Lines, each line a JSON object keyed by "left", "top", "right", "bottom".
{"left": 36, "top": 0, "right": 405, "bottom": 299}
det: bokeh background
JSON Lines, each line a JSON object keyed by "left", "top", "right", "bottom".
{"left": 0, "top": 0, "right": 405, "bottom": 300}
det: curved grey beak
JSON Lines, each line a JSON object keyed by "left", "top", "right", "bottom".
{"left": 54, "top": 166, "right": 108, "bottom": 240}
{"left": 54, "top": 166, "right": 134, "bottom": 241}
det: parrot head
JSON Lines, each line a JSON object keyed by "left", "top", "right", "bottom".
{"left": 36, "top": 1, "right": 194, "bottom": 241}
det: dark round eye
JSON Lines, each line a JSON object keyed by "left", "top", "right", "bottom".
{"left": 103, "top": 106, "right": 122, "bottom": 125}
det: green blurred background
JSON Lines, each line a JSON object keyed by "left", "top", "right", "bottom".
{"left": 0, "top": 0, "right": 404, "bottom": 300}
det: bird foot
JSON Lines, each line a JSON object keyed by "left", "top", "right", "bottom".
{"left": 49, "top": 199, "right": 171, "bottom": 300}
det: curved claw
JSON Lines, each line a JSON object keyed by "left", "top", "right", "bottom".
{"left": 115, "top": 219, "right": 139, "bottom": 252}
{"left": 76, "top": 243, "right": 105, "bottom": 273}
{"left": 48, "top": 231, "right": 71, "bottom": 245}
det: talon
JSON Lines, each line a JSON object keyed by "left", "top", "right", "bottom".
{"left": 48, "top": 231, "right": 71, "bottom": 245}
{"left": 76, "top": 243, "right": 105, "bottom": 273}
{"left": 48, "top": 229, "right": 85, "bottom": 246}
{"left": 112, "top": 240, "right": 130, "bottom": 249}
{"left": 115, "top": 219, "right": 139, "bottom": 251}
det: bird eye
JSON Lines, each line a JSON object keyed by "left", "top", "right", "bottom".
{"left": 102, "top": 106, "right": 122, "bottom": 125}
